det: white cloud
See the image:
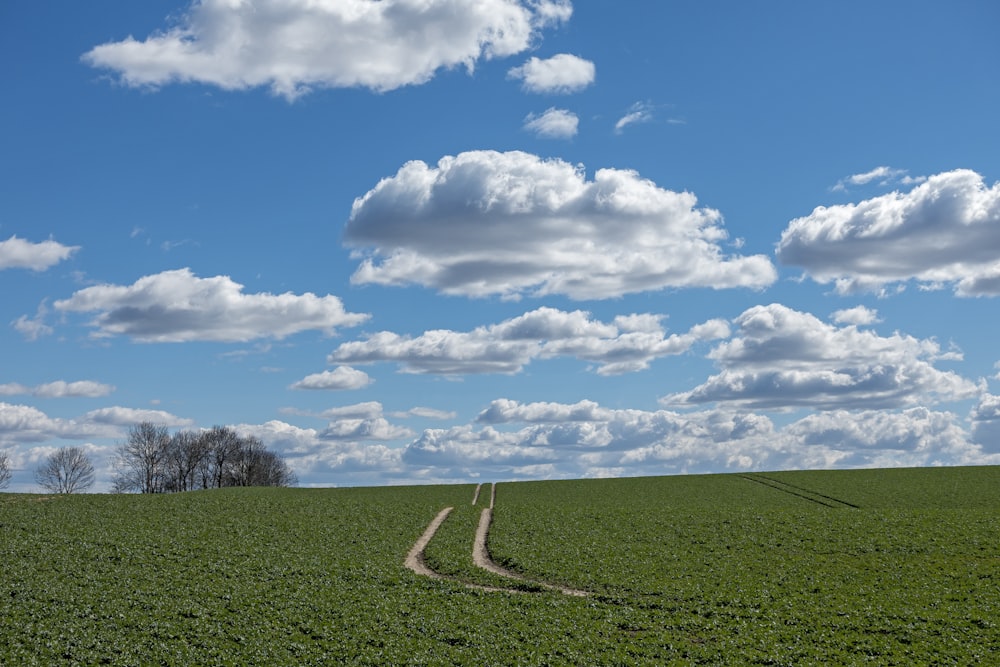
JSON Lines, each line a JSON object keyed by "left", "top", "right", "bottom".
{"left": 831, "top": 305, "right": 880, "bottom": 326}
{"left": 0, "top": 402, "right": 84, "bottom": 444}
{"left": 0, "top": 402, "right": 190, "bottom": 446}
{"left": 614, "top": 102, "right": 653, "bottom": 134}
{"left": 830, "top": 166, "right": 917, "bottom": 192}
{"left": 235, "top": 420, "right": 405, "bottom": 484}
{"left": 345, "top": 150, "right": 776, "bottom": 299}
{"left": 83, "top": 0, "right": 572, "bottom": 99}
{"left": 392, "top": 406, "right": 457, "bottom": 420}
{"left": 398, "top": 400, "right": 993, "bottom": 481}
{"left": 0, "top": 235, "right": 77, "bottom": 271}
{"left": 54, "top": 268, "right": 369, "bottom": 342}
{"left": 970, "top": 393, "right": 1000, "bottom": 453}
{"left": 82, "top": 406, "right": 194, "bottom": 428}
{"left": 663, "top": 303, "right": 980, "bottom": 410}
{"left": 12, "top": 301, "right": 53, "bottom": 341}
{"left": 321, "top": 417, "right": 413, "bottom": 441}
{"left": 290, "top": 366, "right": 373, "bottom": 391}
{"left": 329, "top": 306, "right": 730, "bottom": 375}
{"left": 0, "top": 381, "right": 115, "bottom": 398}
{"left": 507, "top": 53, "right": 595, "bottom": 93}
{"left": 777, "top": 169, "right": 1000, "bottom": 296}
{"left": 477, "top": 398, "right": 612, "bottom": 423}
{"left": 319, "top": 401, "right": 386, "bottom": 420}
{"left": 523, "top": 107, "right": 579, "bottom": 139}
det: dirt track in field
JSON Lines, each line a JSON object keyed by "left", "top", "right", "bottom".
{"left": 405, "top": 483, "right": 589, "bottom": 596}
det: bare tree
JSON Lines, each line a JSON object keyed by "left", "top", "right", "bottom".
{"left": 35, "top": 447, "right": 95, "bottom": 494}
{"left": 111, "top": 422, "right": 297, "bottom": 492}
{"left": 0, "top": 451, "right": 12, "bottom": 489}
{"left": 112, "top": 422, "right": 170, "bottom": 493}
{"left": 196, "top": 426, "right": 242, "bottom": 489}
{"left": 163, "top": 430, "right": 210, "bottom": 492}
{"left": 251, "top": 448, "right": 298, "bottom": 487}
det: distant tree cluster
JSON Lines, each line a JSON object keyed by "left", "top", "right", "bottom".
{"left": 112, "top": 422, "right": 297, "bottom": 494}
{"left": 0, "top": 451, "right": 11, "bottom": 489}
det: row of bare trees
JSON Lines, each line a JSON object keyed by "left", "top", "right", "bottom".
{"left": 112, "top": 422, "right": 296, "bottom": 493}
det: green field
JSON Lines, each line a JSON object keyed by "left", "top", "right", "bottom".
{"left": 2, "top": 467, "right": 998, "bottom": 665}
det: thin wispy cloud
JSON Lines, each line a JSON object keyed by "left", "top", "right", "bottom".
{"left": 614, "top": 102, "right": 654, "bottom": 134}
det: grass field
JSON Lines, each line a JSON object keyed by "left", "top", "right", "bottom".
{"left": 2, "top": 467, "right": 998, "bottom": 664}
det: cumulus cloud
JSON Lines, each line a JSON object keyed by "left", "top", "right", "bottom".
{"left": 328, "top": 306, "right": 730, "bottom": 375}
{"left": 507, "top": 53, "right": 595, "bottom": 93}
{"left": 234, "top": 420, "right": 405, "bottom": 485}
{"left": 0, "top": 402, "right": 192, "bottom": 446}
{"left": 397, "top": 399, "right": 993, "bottom": 481}
{"left": 290, "top": 366, "right": 372, "bottom": 391}
{"left": 831, "top": 305, "right": 881, "bottom": 326}
{"left": 83, "top": 0, "right": 572, "bottom": 99}
{"left": 663, "top": 303, "right": 980, "bottom": 410}
{"left": 0, "top": 235, "right": 78, "bottom": 271}
{"left": 523, "top": 107, "right": 579, "bottom": 139}
{"left": 477, "top": 398, "right": 611, "bottom": 423}
{"left": 614, "top": 101, "right": 653, "bottom": 133}
{"left": 0, "top": 381, "right": 115, "bottom": 398}
{"left": 777, "top": 169, "right": 1000, "bottom": 296}
{"left": 82, "top": 406, "right": 194, "bottom": 428}
{"left": 321, "top": 417, "right": 413, "bottom": 441}
{"left": 345, "top": 150, "right": 776, "bottom": 299}
{"left": 54, "top": 268, "right": 368, "bottom": 342}
{"left": 970, "top": 393, "right": 1000, "bottom": 453}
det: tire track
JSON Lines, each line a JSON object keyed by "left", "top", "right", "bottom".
{"left": 741, "top": 474, "right": 859, "bottom": 508}
{"left": 472, "top": 485, "right": 589, "bottom": 597}
{"left": 405, "top": 482, "right": 590, "bottom": 596}
{"left": 404, "top": 507, "right": 454, "bottom": 580}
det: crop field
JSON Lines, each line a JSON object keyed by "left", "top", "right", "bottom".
{"left": 2, "top": 467, "right": 998, "bottom": 665}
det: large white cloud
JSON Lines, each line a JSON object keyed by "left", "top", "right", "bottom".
{"left": 507, "top": 53, "right": 594, "bottom": 93}
{"left": 0, "top": 236, "right": 77, "bottom": 271}
{"left": 328, "top": 306, "right": 730, "bottom": 375}
{"left": 778, "top": 169, "right": 1000, "bottom": 296}
{"left": 54, "top": 268, "right": 368, "bottom": 342}
{"left": 83, "top": 0, "right": 572, "bottom": 99}
{"left": 664, "top": 303, "right": 980, "bottom": 410}
{"left": 345, "top": 150, "right": 776, "bottom": 299}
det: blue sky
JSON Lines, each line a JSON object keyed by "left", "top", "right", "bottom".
{"left": 2, "top": 0, "right": 999, "bottom": 491}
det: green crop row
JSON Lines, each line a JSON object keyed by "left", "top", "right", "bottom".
{"left": 1, "top": 467, "right": 998, "bottom": 664}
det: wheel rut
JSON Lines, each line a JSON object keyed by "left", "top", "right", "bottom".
{"left": 405, "top": 482, "right": 590, "bottom": 596}
{"left": 741, "top": 474, "right": 859, "bottom": 508}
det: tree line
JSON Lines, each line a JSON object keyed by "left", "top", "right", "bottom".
{"left": 0, "top": 422, "right": 296, "bottom": 494}
{"left": 112, "top": 422, "right": 296, "bottom": 493}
